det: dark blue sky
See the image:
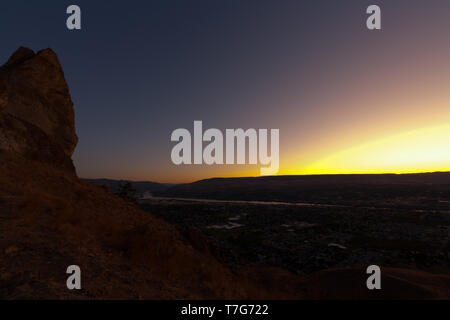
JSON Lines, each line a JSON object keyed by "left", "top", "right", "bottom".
{"left": 1, "top": 1, "right": 450, "bottom": 182}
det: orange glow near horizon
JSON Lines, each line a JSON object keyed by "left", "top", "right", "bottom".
{"left": 281, "top": 123, "right": 450, "bottom": 176}
{"left": 114, "top": 122, "right": 450, "bottom": 184}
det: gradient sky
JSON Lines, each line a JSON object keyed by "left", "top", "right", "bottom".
{"left": 1, "top": 1, "right": 450, "bottom": 183}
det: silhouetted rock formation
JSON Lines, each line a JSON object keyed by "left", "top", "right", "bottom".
{"left": 0, "top": 47, "right": 77, "bottom": 172}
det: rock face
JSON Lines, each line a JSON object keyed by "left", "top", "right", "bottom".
{"left": 0, "top": 47, "right": 78, "bottom": 172}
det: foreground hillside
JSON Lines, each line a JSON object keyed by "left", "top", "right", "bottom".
{"left": 0, "top": 47, "right": 449, "bottom": 299}
{"left": 1, "top": 155, "right": 306, "bottom": 299}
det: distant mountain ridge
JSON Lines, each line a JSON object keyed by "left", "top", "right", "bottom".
{"left": 155, "top": 172, "right": 450, "bottom": 207}
{"left": 191, "top": 172, "right": 450, "bottom": 185}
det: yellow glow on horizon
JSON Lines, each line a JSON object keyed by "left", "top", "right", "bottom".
{"left": 283, "top": 123, "right": 450, "bottom": 175}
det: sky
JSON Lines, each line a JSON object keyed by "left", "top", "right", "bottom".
{"left": 1, "top": 0, "right": 450, "bottom": 183}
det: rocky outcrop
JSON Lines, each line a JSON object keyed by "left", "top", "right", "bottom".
{"left": 0, "top": 47, "right": 77, "bottom": 172}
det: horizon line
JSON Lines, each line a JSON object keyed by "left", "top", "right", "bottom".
{"left": 81, "top": 170, "right": 450, "bottom": 185}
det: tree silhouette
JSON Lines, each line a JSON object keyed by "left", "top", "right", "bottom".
{"left": 117, "top": 181, "right": 137, "bottom": 201}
